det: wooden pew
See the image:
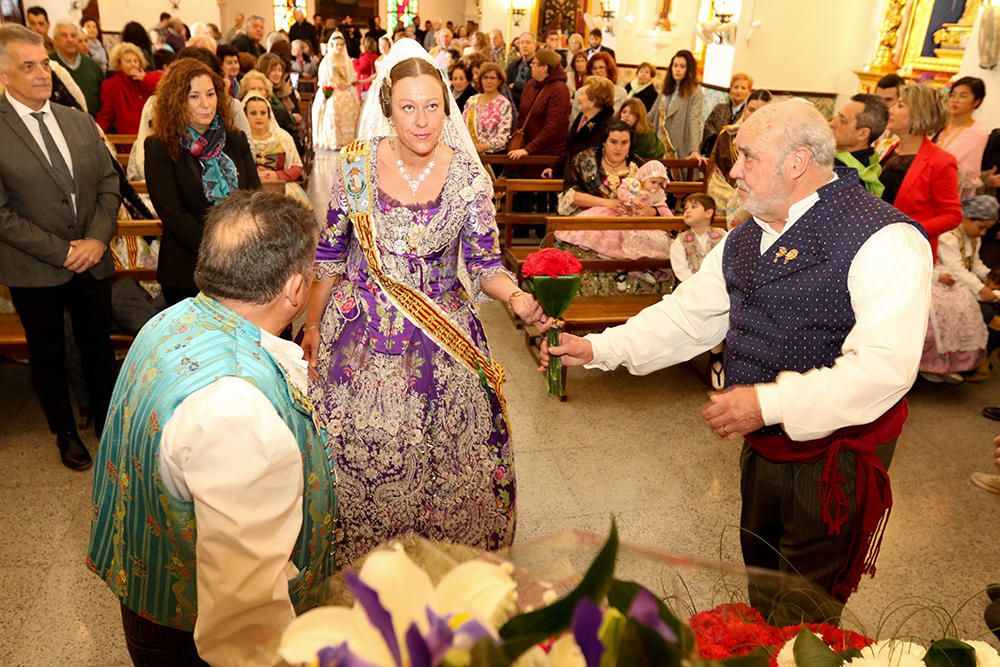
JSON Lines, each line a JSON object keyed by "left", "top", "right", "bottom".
{"left": 495, "top": 178, "right": 564, "bottom": 248}
{"left": 656, "top": 157, "right": 712, "bottom": 196}
{"left": 478, "top": 153, "right": 558, "bottom": 182}
{"left": 0, "top": 219, "right": 164, "bottom": 357}
{"left": 106, "top": 134, "right": 137, "bottom": 152}
{"left": 515, "top": 215, "right": 725, "bottom": 400}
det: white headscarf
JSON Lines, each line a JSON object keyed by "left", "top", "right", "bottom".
{"left": 356, "top": 38, "right": 488, "bottom": 181}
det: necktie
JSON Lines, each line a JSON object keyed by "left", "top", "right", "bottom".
{"left": 29, "top": 111, "right": 75, "bottom": 201}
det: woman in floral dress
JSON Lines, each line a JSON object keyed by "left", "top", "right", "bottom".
{"left": 312, "top": 31, "right": 360, "bottom": 150}
{"left": 301, "top": 40, "right": 549, "bottom": 564}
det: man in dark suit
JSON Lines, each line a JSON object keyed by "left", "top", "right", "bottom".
{"left": 585, "top": 28, "right": 615, "bottom": 61}
{"left": 232, "top": 14, "right": 266, "bottom": 58}
{"left": 0, "top": 25, "right": 120, "bottom": 470}
{"left": 288, "top": 9, "right": 319, "bottom": 56}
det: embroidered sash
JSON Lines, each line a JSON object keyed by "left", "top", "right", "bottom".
{"left": 465, "top": 98, "right": 480, "bottom": 145}
{"left": 338, "top": 140, "right": 508, "bottom": 416}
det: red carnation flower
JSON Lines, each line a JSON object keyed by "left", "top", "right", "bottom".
{"left": 522, "top": 248, "right": 583, "bottom": 279}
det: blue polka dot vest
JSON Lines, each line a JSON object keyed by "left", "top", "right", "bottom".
{"left": 722, "top": 168, "right": 926, "bottom": 392}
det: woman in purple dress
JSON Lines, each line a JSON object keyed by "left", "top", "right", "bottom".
{"left": 301, "top": 39, "right": 550, "bottom": 564}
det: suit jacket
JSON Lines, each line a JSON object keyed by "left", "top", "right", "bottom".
{"left": 145, "top": 130, "right": 261, "bottom": 290}
{"left": 0, "top": 96, "right": 120, "bottom": 288}
{"left": 883, "top": 137, "right": 962, "bottom": 261}
{"left": 586, "top": 45, "right": 615, "bottom": 60}
{"left": 649, "top": 86, "right": 704, "bottom": 158}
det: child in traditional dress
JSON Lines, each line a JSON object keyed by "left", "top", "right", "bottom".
{"left": 578, "top": 159, "right": 673, "bottom": 220}
{"left": 936, "top": 195, "right": 1000, "bottom": 381}
{"left": 670, "top": 192, "right": 728, "bottom": 388}
{"left": 242, "top": 93, "right": 310, "bottom": 207}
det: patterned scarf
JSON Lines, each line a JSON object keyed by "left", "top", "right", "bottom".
{"left": 182, "top": 115, "right": 239, "bottom": 205}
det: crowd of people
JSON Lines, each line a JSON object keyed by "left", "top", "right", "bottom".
{"left": 0, "top": 6, "right": 999, "bottom": 666}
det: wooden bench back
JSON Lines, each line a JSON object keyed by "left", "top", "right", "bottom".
{"left": 129, "top": 181, "right": 288, "bottom": 195}
{"left": 0, "top": 219, "right": 164, "bottom": 354}
{"left": 495, "top": 178, "right": 565, "bottom": 247}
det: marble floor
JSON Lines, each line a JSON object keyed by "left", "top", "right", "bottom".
{"left": 0, "top": 302, "right": 998, "bottom": 665}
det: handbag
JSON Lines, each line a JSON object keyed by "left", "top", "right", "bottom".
{"left": 507, "top": 91, "right": 541, "bottom": 151}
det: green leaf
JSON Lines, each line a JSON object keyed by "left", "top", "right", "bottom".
{"left": 606, "top": 579, "right": 697, "bottom": 659}
{"left": 616, "top": 618, "right": 676, "bottom": 667}
{"left": 498, "top": 519, "right": 620, "bottom": 659}
{"left": 791, "top": 628, "right": 842, "bottom": 667}
{"left": 923, "top": 638, "right": 976, "bottom": 667}
{"left": 838, "top": 647, "right": 863, "bottom": 661}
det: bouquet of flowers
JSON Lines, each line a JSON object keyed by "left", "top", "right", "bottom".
{"left": 521, "top": 248, "right": 583, "bottom": 398}
{"left": 322, "top": 85, "right": 334, "bottom": 99}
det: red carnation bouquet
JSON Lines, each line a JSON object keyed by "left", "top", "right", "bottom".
{"left": 521, "top": 248, "right": 583, "bottom": 397}
{"left": 322, "top": 86, "right": 334, "bottom": 99}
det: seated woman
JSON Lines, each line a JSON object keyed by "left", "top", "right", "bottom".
{"left": 241, "top": 93, "right": 309, "bottom": 206}
{"left": 240, "top": 70, "right": 300, "bottom": 151}
{"left": 701, "top": 72, "right": 752, "bottom": 156}
{"left": 617, "top": 97, "right": 665, "bottom": 160}
{"left": 96, "top": 42, "right": 163, "bottom": 134}
{"left": 553, "top": 122, "right": 671, "bottom": 296}
{"left": 542, "top": 76, "right": 616, "bottom": 179}
{"left": 463, "top": 63, "right": 513, "bottom": 153}
{"left": 624, "top": 62, "right": 659, "bottom": 113}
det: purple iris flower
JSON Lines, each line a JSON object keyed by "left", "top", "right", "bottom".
{"left": 335, "top": 570, "right": 498, "bottom": 667}
{"left": 572, "top": 599, "right": 606, "bottom": 667}
{"left": 626, "top": 589, "right": 678, "bottom": 644}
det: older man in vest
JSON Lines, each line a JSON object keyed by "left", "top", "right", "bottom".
{"left": 88, "top": 191, "right": 337, "bottom": 666}
{"left": 543, "top": 100, "right": 932, "bottom": 624}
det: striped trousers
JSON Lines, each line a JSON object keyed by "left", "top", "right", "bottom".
{"left": 738, "top": 440, "right": 897, "bottom": 626}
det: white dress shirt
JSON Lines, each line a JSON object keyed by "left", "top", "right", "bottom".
{"left": 937, "top": 229, "right": 990, "bottom": 297}
{"left": 669, "top": 227, "right": 728, "bottom": 283}
{"left": 159, "top": 329, "right": 307, "bottom": 667}
{"left": 7, "top": 93, "right": 77, "bottom": 215}
{"left": 586, "top": 182, "right": 933, "bottom": 441}
{"left": 7, "top": 93, "right": 74, "bottom": 177}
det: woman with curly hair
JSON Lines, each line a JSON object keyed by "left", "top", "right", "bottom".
{"left": 96, "top": 42, "right": 163, "bottom": 134}
{"left": 145, "top": 59, "right": 260, "bottom": 305}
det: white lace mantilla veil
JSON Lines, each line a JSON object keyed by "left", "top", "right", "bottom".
{"left": 355, "top": 38, "right": 490, "bottom": 184}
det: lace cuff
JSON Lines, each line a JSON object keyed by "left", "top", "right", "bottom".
{"left": 314, "top": 261, "right": 346, "bottom": 280}
{"left": 557, "top": 188, "right": 581, "bottom": 217}
{"left": 470, "top": 265, "right": 517, "bottom": 305}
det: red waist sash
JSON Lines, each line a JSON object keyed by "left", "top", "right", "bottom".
{"left": 745, "top": 399, "right": 909, "bottom": 600}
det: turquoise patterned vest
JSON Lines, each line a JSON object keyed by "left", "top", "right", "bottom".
{"left": 87, "top": 294, "right": 337, "bottom": 630}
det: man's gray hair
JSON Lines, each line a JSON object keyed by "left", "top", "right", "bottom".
{"left": 50, "top": 18, "right": 81, "bottom": 38}
{"left": 246, "top": 14, "right": 266, "bottom": 24}
{"left": 0, "top": 24, "right": 43, "bottom": 68}
{"left": 748, "top": 100, "right": 836, "bottom": 167}
{"left": 195, "top": 191, "right": 318, "bottom": 304}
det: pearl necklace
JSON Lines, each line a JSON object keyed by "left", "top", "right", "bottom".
{"left": 394, "top": 141, "right": 438, "bottom": 196}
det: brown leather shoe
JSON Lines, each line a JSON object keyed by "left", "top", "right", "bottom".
{"left": 56, "top": 431, "right": 92, "bottom": 471}
{"left": 983, "top": 406, "right": 1000, "bottom": 422}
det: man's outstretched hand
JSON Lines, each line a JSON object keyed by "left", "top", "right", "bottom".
{"left": 538, "top": 332, "right": 594, "bottom": 371}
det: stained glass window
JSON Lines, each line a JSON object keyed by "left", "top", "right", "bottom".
{"left": 273, "top": 0, "right": 308, "bottom": 31}
{"left": 387, "top": 0, "right": 418, "bottom": 33}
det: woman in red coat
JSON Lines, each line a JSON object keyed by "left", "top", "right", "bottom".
{"left": 882, "top": 84, "right": 972, "bottom": 382}
{"left": 880, "top": 83, "right": 962, "bottom": 261}
{"left": 507, "top": 48, "right": 571, "bottom": 164}
{"left": 96, "top": 42, "right": 163, "bottom": 135}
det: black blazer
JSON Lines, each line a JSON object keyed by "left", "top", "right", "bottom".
{"left": 553, "top": 105, "right": 614, "bottom": 179}
{"left": 145, "top": 130, "right": 261, "bottom": 290}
